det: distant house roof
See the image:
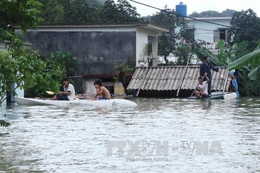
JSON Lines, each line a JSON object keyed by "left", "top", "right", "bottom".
{"left": 186, "top": 17, "right": 232, "bottom": 21}
{"left": 127, "top": 65, "right": 231, "bottom": 95}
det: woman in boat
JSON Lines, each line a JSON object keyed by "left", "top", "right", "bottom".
{"left": 93, "top": 80, "right": 111, "bottom": 100}
{"left": 52, "top": 77, "right": 75, "bottom": 100}
{"left": 195, "top": 74, "right": 210, "bottom": 98}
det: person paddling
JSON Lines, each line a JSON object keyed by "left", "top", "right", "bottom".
{"left": 195, "top": 73, "right": 210, "bottom": 98}
{"left": 51, "top": 77, "right": 75, "bottom": 100}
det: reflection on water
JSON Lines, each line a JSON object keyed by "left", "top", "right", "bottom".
{"left": 0, "top": 98, "right": 260, "bottom": 173}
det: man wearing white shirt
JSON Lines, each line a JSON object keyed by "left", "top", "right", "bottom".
{"left": 52, "top": 78, "right": 75, "bottom": 100}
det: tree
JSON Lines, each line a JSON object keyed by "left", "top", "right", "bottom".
{"left": 150, "top": 8, "right": 189, "bottom": 65}
{"left": 99, "top": 0, "right": 141, "bottom": 23}
{"left": 194, "top": 40, "right": 260, "bottom": 96}
{"left": 0, "top": 0, "right": 44, "bottom": 105}
{"left": 114, "top": 62, "right": 133, "bottom": 94}
{"left": 0, "top": 0, "right": 72, "bottom": 126}
{"left": 39, "top": 0, "right": 64, "bottom": 24}
{"left": 0, "top": 0, "right": 43, "bottom": 31}
{"left": 24, "top": 52, "right": 78, "bottom": 98}
{"left": 228, "top": 9, "right": 260, "bottom": 51}
{"left": 189, "top": 9, "right": 236, "bottom": 17}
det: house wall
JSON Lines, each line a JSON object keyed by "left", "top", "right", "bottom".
{"left": 23, "top": 30, "right": 136, "bottom": 76}
{"left": 136, "top": 29, "right": 148, "bottom": 66}
{"left": 187, "top": 18, "right": 231, "bottom": 48}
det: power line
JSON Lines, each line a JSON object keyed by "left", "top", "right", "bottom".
{"left": 128, "top": 0, "right": 260, "bottom": 33}
{"left": 128, "top": 0, "right": 230, "bottom": 28}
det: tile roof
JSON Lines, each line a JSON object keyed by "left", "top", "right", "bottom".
{"left": 127, "top": 65, "right": 231, "bottom": 95}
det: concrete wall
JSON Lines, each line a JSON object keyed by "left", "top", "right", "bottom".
{"left": 136, "top": 30, "right": 148, "bottom": 66}
{"left": 187, "top": 18, "right": 231, "bottom": 44}
{"left": 23, "top": 31, "right": 136, "bottom": 75}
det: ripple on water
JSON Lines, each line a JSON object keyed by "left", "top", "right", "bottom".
{"left": 0, "top": 98, "right": 260, "bottom": 172}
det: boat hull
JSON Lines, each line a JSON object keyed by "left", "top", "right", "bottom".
{"left": 14, "top": 97, "right": 137, "bottom": 108}
{"left": 189, "top": 92, "right": 237, "bottom": 100}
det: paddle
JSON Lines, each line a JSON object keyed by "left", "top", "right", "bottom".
{"left": 46, "top": 91, "right": 55, "bottom": 95}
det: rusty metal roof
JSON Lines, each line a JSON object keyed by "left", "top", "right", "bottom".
{"left": 127, "top": 65, "right": 231, "bottom": 94}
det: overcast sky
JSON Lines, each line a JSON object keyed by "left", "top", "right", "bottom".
{"left": 128, "top": 0, "right": 260, "bottom": 17}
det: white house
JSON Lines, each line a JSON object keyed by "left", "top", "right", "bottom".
{"left": 186, "top": 17, "right": 232, "bottom": 51}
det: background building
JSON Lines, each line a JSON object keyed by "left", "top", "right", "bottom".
{"left": 21, "top": 24, "right": 168, "bottom": 95}
{"left": 186, "top": 17, "right": 231, "bottom": 52}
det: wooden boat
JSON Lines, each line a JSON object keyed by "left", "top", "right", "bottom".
{"left": 189, "top": 92, "right": 237, "bottom": 100}
{"left": 14, "top": 97, "right": 137, "bottom": 108}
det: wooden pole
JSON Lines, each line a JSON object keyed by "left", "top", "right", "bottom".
{"left": 136, "top": 67, "right": 149, "bottom": 97}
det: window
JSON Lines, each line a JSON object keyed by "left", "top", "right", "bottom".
{"left": 219, "top": 29, "right": 226, "bottom": 40}
{"left": 183, "top": 29, "right": 195, "bottom": 43}
{"left": 214, "top": 28, "right": 228, "bottom": 43}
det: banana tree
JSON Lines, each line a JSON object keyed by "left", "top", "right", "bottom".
{"left": 193, "top": 40, "right": 229, "bottom": 66}
{"left": 227, "top": 49, "right": 260, "bottom": 80}
{"left": 194, "top": 40, "right": 260, "bottom": 96}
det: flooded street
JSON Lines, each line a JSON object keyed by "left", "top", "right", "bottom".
{"left": 1, "top": 98, "right": 260, "bottom": 173}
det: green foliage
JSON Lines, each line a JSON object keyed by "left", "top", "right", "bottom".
{"left": 190, "top": 9, "right": 236, "bottom": 17}
{"left": 39, "top": 0, "right": 141, "bottom": 24}
{"left": 228, "top": 41, "right": 250, "bottom": 63}
{"left": 99, "top": 0, "right": 141, "bottom": 23}
{"left": 194, "top": 46, "right": 221, "bottom": 65}
{"left": 0, "top": 0, "right": 45, "bottom": 104}
{"left": 114, "top": 61, "right": 133, "bottom": 81}
{"left": 150, "top": 8, "right": 189, "bottom": 64}
{"left": 157, "top": 33, "right": 175, "bottom": 63}
{"left": 0, "top": 32, "right": 46, "bottom": 103}
{"left": 0, "top": 120, "right": 10, "bottom": 127}
{"left": 0, "top": 0, "right": 43, "bottom": 32}
{"left": 62, "top": 0, "right": 99, "bottom": 24}
{"left": 25, "top": 52, "right": 78, "bottom": 97}
{"left": 228, "top": 9, "right": 260, "bottom": 51}
{"left": 114, "top": 61, "right": 133, "bottom": 93}
{"left": 248, "top": 67, "right": 260, "bottom": 80}
{"left": 46, "top": 52, "right": 78, "bottom": 77}
{"left": 39, "top": 0, "right": 64, "bottom": 23}
{"left": 194, "top": 40, "right": 260, "bottom": 96}
{"left": 227, "top": 49, "right": 260, "bottom": 70}
{"left": 174, "top": 43, "right": 192, "bottom": 65}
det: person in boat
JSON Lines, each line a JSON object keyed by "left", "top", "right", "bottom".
{"left": 200, "top": 56, "right": 220, "bottom": 96}
{"left": 93, "top": 80, "right": 111, "bottom": 100}
{"left": 51, "top": 77, "right": 75, "bottom": 101}
{"left": 229, "top": 70, "right": 240, "bottom": 98}
{"left": 195, "top": 74, "right": 210, "bottom": 98}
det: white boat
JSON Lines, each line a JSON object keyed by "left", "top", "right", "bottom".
{"left": 189, "top": 92, "right": 237, "bottom": 100}
{"left": 14, "top": 97, "right": 137, "bottom": 108}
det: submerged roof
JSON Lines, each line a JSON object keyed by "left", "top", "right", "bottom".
{"left": 127, "top": 65, "right": 231, "bottom": 94}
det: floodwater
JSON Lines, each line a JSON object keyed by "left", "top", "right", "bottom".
{"left": 0, "top": 97, "right": 260, "bottom": 173}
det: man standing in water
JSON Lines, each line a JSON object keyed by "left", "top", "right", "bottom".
{"left": 93, "top": 80, "right": 111, "bottom": 100}
{"left": 200, "top": 56, "right": 220, "bottom": 96}
{"left": 52, "top": 77, "right": 75, "bottom": 100}
{"left": 229, "top": 70, "right": 240, "bottom": 98}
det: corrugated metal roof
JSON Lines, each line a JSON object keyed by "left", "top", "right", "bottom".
{"left": 127, "top": 65, "right": 231, "bottom": 93}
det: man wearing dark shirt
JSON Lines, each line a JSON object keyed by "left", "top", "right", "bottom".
{"left": 200, "top": 56, "right": 220, "bottom": 96}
